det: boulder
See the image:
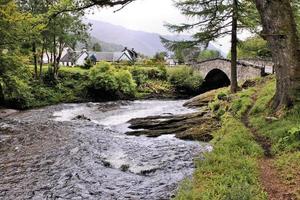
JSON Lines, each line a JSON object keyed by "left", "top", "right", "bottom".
{"left": 126, "top": 111, "right": 220, "bottom": 142}
{"left": 184, "top": 90, "right": 218, "bottom": 108}
{"left": 72, "top": 115, "right": 91, "bottom": 121}
{"left": 241, "top": 79, "right": 256, "bottom": 89}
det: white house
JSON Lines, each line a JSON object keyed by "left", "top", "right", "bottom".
{"left": 42, "top": 48, "right": 70, "bottom": 64}
{"left": 165, "top": 57, "right": 179, "bottom": 66}
{"left": 89, "top": 47, "right": 138, "bottom": 63}
{"left": 60, "top": 50, "right": 89, "bottom": 66}
{"left": 59, "top": 47, "right": 138, "bottom": 67}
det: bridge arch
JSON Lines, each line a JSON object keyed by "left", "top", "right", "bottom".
{"left": 193, "top": 58, "right": 267, "bottom": 84}
{"left": 201, "top": 68, "right": 231, "bottom": 92}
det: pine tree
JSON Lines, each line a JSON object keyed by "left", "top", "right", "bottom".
{"left": 162, "top": 0, "right": 258, "bottom": 93}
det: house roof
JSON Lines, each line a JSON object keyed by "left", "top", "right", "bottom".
{"left": 91, "top": 52, "right": 114, "bottom": 62}
{"left": 60, "top": 48, "right": 138, "bottom": 64}
{"left": 89, "top": 51, "right": 133, "bottom": 62}
{"left": 60, "top": 51, "right": 87, "bottom": 62}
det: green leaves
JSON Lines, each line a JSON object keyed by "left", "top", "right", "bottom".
{"left": 89, "top": 62, "right": 137, "bottom": 99}
{"left": 167, "top": 66, "right": 203, "bottom": 94}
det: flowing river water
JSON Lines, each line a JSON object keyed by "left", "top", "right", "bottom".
{"left": 0, "top": 100, "right": 211, "bottom": 200}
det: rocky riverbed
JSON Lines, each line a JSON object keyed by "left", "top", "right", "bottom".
{"left": 0, "top": 100, "right": 212, "bottom": 200}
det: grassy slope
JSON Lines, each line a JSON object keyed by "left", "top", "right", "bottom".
{"left": 176, "top": 76, "right": 300, "bottom": 199}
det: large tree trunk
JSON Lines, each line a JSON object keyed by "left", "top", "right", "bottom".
{"left": 255, "top": 0, "right": 300, "bottom": 110}
{"left": 230, "top": 0, "right": 238, "bottom": 93}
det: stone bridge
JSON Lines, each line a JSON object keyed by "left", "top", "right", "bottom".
{"left": 192, "top": 58, "right": 274, "bottom": 91}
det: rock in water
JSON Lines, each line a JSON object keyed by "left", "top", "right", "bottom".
{"left": 184, "top": 90, "right": 218, "bottom": 108}
{"left": 72, "top": 115, "right": 91, "bottom": 121}
{"left": 126, "top": 111, "right": 220, "bottom": 142}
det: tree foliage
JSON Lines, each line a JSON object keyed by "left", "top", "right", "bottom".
{"left": 92, "top": 42, "right": 102, "bottom": 51}
{"left": 198, "top": 50, "right": 221, "bottom": 62}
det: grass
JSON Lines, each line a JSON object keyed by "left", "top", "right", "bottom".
{"left": 175, "top": 76, "right": 300, "bottom": 199}
{"left": 60, "top": 66, "right": 89, "bottom": 75}
{"left": 249, "top": 77, "right": 300, "bottom": 154}
{"left": 175, "top": 115, "right": 266, "bottom": 200}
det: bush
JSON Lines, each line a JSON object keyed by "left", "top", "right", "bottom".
{"left": 89, "top": 62, "right": 136, "bottom": 99}
{"left": 1, "top": 73, "right": 33, "bottom": 109}
{"left": 0, "top": 54, "right": 33, "bottom": 109}
{"left": 168, "top": 66, "right": 203, "bottom": 95}
{"left": 81, "top": 58, "right": 94, "bottom": 69}
{"left": 130, "top": 66, "right": 148, "bottom": 86}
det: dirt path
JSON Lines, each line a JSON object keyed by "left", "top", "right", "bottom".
{"left": 241, "top": 97, "right": 296, "bottom": 200}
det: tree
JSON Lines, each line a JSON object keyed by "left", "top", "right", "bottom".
{"left": 49, "top": 12, "right": 90, "bottom": 79}
{"left": 92, "top": 42, "right": 102, "bottom": 51}
{"left": 0, "top": 1, "right": 33, "bottom": 106}
{"left": 162, "top": 0, "right": 258, "bottom": 93}
{"left": 235, "top": 36, "right": 271, "bottom": 59}
{"left": 16, "top": 0, "right": 48, "bottom": 80}
{"left": 254, "top": 0, "right": 300, "bottom": 110}
{"left": 153, "top": 52, "right": 168, "bottom": 62}
{"left": 198, "top": 50, "right": 221, "bottom": 62}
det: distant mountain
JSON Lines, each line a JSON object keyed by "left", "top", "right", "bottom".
{"left": 86, "top": 19, "right": 226, "bottom": 56}
{"left": 77, "top": 36, "right": 124, "bottom": 52}
{"left": 90, "top": 37, "right": 124, "bottom": 52}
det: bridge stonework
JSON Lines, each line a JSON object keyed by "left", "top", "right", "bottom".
{"left": 193, "top": 58, "right": 270, "bottom": 82}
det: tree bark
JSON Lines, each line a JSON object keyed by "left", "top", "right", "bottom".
{"left": 231, "top": 0, "right": 238, "bottom": 93}
{"left": 32, "top": 42, "right": 38, "bottom": 80}
{"left": 39, "top": 43, "right": 45, "bottom": 81}
{"left": 255, "top": 0, "right": 300, "bottom": 110}
{"left": 0, "top": 83, "right": 4, "bottom": 105}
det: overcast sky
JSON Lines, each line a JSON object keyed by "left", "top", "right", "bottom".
{"left": 86, "top": 0, "right": 186, "bottom": 35}
{"left": 86, "top": 0, "right": 245, "bottom": 55}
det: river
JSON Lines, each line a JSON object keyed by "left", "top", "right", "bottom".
{"left": 0, "top": 100, "right": 211, "bottom": 200}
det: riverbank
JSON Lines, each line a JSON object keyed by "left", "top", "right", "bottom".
{"left": 1, "top": 63, "right": 203, "bottom": 110}
{"left": 175, "top": 76, "right": 300, "bottom": 199}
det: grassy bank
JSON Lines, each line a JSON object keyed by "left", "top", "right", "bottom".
{"left": 176, "top": 76, "right": 300, "bottom": 199}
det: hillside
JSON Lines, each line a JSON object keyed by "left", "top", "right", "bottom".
{"left": 77, "top": 36, "right": 124, "bottom": 52}
{"left": 86, "top": 19, "right": 225, "bottom": 56}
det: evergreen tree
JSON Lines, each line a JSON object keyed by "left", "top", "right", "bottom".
{"left": 162, "top": 0, "right": 258, "bottom": 93}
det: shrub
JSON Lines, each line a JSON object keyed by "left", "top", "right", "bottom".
{"left": 0, "top": 55, "right": 33, "bottom": 109}
{"left": 114, "top": 70, "right": 136, "bottom": 98}
{"left": 1, "top": 73, "right": 33, "bottom": 109}
{"left": 89, "top": 62, "right": 136, "bottom": 99}
{"left": 130, "top": 66, "right": 148, "bottom": 86}
{"left": 81, "top": 58, "right": 94, "bottom": 69}
{"left": 167, "top": 66, "right": 203, "bottom": 95}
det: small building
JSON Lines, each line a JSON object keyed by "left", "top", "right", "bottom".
{"left": 165, "top": 58, "right": 179, "bottom": 66}
{"left": 60, "top": 50, "right": 88, "bottom": 66}
{"left": 88, "top": 47, "right": 138, "bottom": 63}
{"left": 60, "top": 47, "right": 138, "bottom": 67}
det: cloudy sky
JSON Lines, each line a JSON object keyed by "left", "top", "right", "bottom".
{"left": 86, "top": 0, "right": 246, "bottom": 55}
{"left": 86, "top": 0, "right": 185, "bottom": 35}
